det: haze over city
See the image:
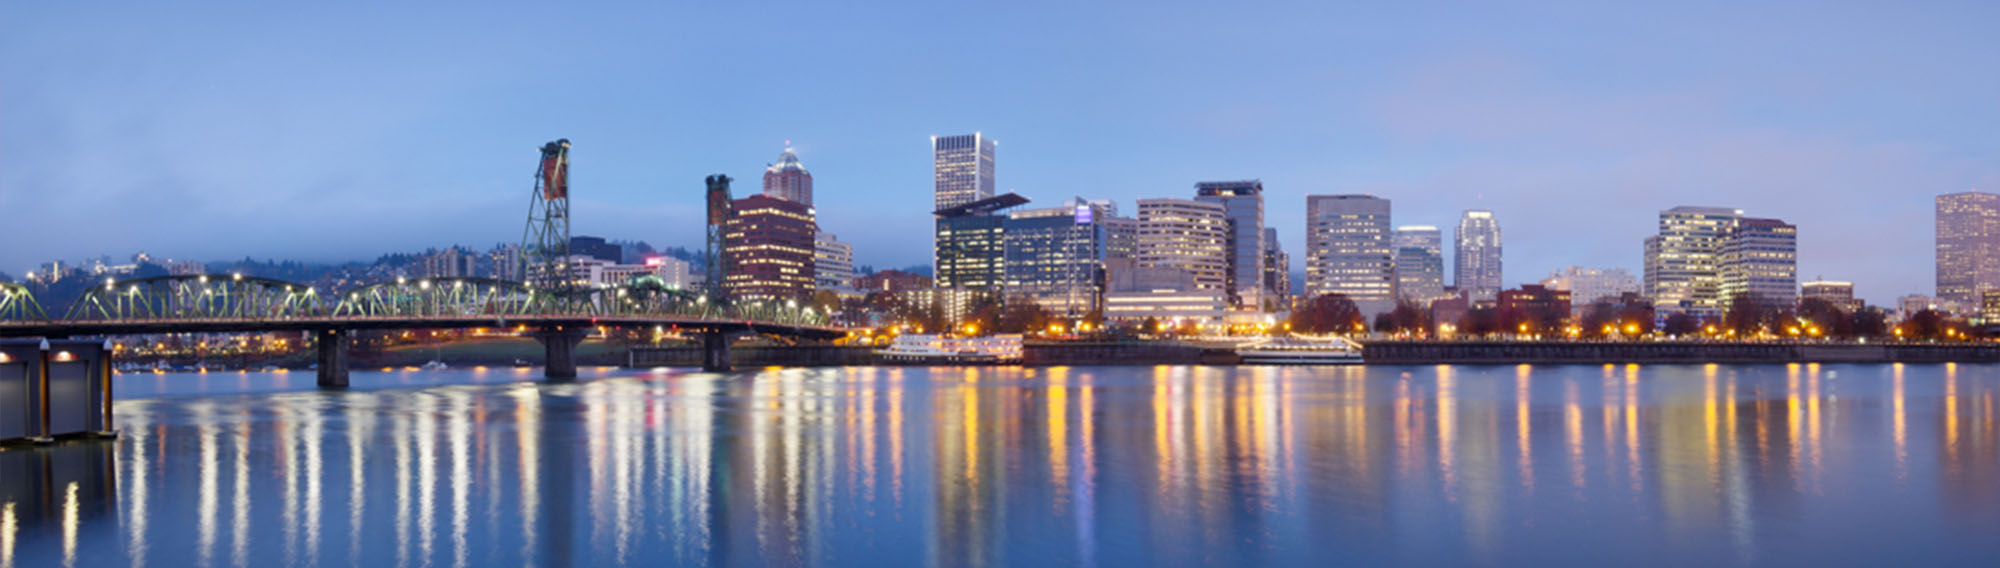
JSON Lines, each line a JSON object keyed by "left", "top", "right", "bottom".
{"left": 6, "top": 1, "right": 1998, "bottom": 305}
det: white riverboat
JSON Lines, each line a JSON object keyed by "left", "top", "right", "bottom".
{"left": 875, "top": 334, "right": 1024, "bottom": 365}
{"left": 1235, "top": 334, "right": 1365, "bottom": 365}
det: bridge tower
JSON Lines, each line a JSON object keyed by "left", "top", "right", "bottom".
{"left": 703, "top": 174, "right": 733, "bottom": 304}
{"left": 523, "top": 139, "right": 576, "bottom": 307}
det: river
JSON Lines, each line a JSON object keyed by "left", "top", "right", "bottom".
{"left": 3, "top": 363, "right": 1998, "bottom": 566}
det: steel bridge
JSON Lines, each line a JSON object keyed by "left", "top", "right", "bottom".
{"left": 0, "top": 274, "right": 846, "bottom": 386}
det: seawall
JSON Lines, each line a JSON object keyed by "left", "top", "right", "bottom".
{"left": 1360, "top": 341, "right": 2000, "bottom": 364}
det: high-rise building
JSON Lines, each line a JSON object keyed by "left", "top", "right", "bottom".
{"left": 813, "top": 232, "right": 855, "bottom": 290}
{"left": 1305, "top": 195, "right": 1395, "bottom": 314}
{"left": 1453, "top": 210, "right": 1502, "bottom": 302}
{"left": 1644, "top": 206, "right": 1741, "bottom": 315}
{"left": 1003, "top": 199, "right": 1112, "bottom": 317}
{"left": 1801, "top": 280, "right": 1862, "bottom": 312}
{"left": 932, "top": 133, "right": 996, "bottom": 212}
{"left": 723, "top": 194, "right": 818, "bottom": 301}
{"left": 1262, "top": 227, "right": 1290, "bottom": 310}
{"left": 1718, "top": 217, "right": 1798, "bottom": 309}
{"left": 644, "top": 256, "right": 698, "bottom": 289}
{"left": 421, "top": 247, "right": 478, "bottom": 279}
{"left": 487, "top": 244, "right": 523, "bottom": 281}
{"left": 1137, "top": 198, "right": 1229, "bottom": 294}
{"left": 1103, "top": 216, "right": 1141, "bottom": 264}
{"left": 935, "top": 194, "right": 1028, "bottom": 293}
{"left": 763, "top": 147, "right": 813, "bottom": 206}
{"left": 1393, "top": 225, "right": 1445, "bottom": 305}
{"left": 1541, "top": 266, "right": 1640, "bottom": 309}
{"left": 1194, "top": 180, "right": 1265, "bottom": 310}
{"left": 1935, "top": 191, "right": 2000, "bottom": 312}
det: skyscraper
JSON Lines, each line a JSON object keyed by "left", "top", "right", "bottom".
{"left": 1262, "top": 227, "right": 1291, "bottom": 310}
{"left": 1644, "top": 206, "right": 1740, "bottom": 314}
{"left": 723, "top": 194, "right": 818, "bottom": 301}
{"left": 932, "top": 133, "right": 996, "bottom": 211}
{"left": 935, "top": 194, "right": 1028, "bottom": 292}
{"left": 763, "top": 147, "right": 813, "bottom": 205}
{"left": 1393, "top": 225, "right": 1445, "bottom": 304}
{"left": 1718, "top": 217, "right": 1798, "bottom": 309}
{"left": 1003, "top": 199, "right": 1112, "bottom": 317}
{"left": 1454, "top": 210, "right": 1502, "bottom": 302}
{"left": 1137, "top": 198, "right": 1229, "bottom": 294}
{"left": 1305, "top": 195, "right": 1394, "bottom": 314}
{"left": 1194, "top": 180, "right": 1265, "bottom": 311}
{"left": 1936, "top": 191, "right": 2000, "bottom": 312}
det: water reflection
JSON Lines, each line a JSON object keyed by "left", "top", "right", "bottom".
{"left": 0, "top": 364, "right": 1997, "bottom": 566}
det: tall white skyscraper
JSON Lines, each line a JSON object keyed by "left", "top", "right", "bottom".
{"left": 1194, "top": 180, "right": 1265, "bottom": 310}
{"left": 932, "top": 133, "right": 996, "bottom": 212}
{"left": 1718, "top": 217, "right": 1798, "bottom": 309}
{"left": 1454, "top": 210, "right": 1502, "bottom": 302}
{"left": 763, "top": 147, "right": 813, "bottom": 206}
{"left": 1306, "top": 195, "right": 1394, "bottom": 314}
{"left": 1393, "top": 225, "right": 1445, "bottom": 304}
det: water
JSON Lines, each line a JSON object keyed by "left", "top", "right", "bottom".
{"left": 3, "top": 363, "right": 1999, "bottom": 567}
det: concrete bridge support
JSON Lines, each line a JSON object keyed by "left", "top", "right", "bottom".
{"left": 701, "top": 331, "right": 735, "bottom": 372}
{"left": 532, "top": 326, "right": 590, "bottom": 380}
{"left": 316, "top": 329, "right": 349, "bottom": 388}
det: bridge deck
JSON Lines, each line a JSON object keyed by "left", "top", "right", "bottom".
{"left": 0, "top": 315, "right": 848, "bottom": 340}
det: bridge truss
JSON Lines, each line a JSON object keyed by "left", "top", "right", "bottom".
{"left": 0, "top": 274, "right": 830, "bottom": 328}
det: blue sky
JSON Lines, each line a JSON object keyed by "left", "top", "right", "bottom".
{"left": 4, "top": 1, "right": 1996, "bottom": 304}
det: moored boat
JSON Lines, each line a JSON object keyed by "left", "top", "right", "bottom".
{"left": 875, "top": 334, "right": 1024, "bottom": 365}
{"left": 1236, "top": 334, "right": 1364, "bottom": 365}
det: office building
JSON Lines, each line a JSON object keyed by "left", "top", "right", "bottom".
{"left": 1003, "top": 199, "right": 1112, "bottom": 317}
{"left": 855, "top": 269, "right": 933, "bottom": 294}
{"left": 1898, "top": 294, "right": 1939, "bottom": 319}
{"left": 1262, "top": 227, "right": 1290, "bottom": 311}
{"left": 1103, "top": 215, "right": 1141, "bottom": 263}
{"left": 1801, "top": 280, "right": 1862, "bottom": 312}
{"left": 1393, "top": 225, "right": 1445, "bottom": 305}
{"left": 935, "top": 194, "right": 1027, "bottom": 293}
{"left": 487, "top": 244, "right": 522, "bottom": 282}
{"left": 813, "top": 232, "right": 855, "bottom": 290}
{"left": 420, "top": 247, "right": 478, "bottom": 279}
{"left": 1454, "top": 210, "right": 1502, "bottom": 302}
{"left": 1137, "top": 198, "right": 1229, "bottom": 294}
{"left": 569, "top": 236, "right": 623, "bottom": 263}
{"left": 1936, "top": 191, "right": 2000, "bottom": 312}
{"left": 1541, "top": 267, "right": 1639, "bottom": 309}
{"left": 723, "top": 194, "right": 818, "bottom": 301}
{"left": 643, "top": 256, "right": 698, "bottom": 289}
{"left": 763, "top": 147, "right": 813, "bottom": 206}
{"left": 1718, "top": 217, "right": 1798, "bottom": 309}
{"left": 1102, "top": 258, "right": 1227, "bottom": 324}
{"left": 1644, "top": 206, "right": 1740, "bottom": 315}
{"left": 1498, "top": 284, "right": 1573, "bottom": 318}
{"left": 932, "top": 133, "right": 996, "bottom": 211}
{"left": 1305, "top": 195, "right": 1395, "bottom": 315}
{"left": 1194, "top": 180, "right": 1265, "bottom": 310}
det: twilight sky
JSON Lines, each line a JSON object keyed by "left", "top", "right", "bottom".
{"left": 4, "top": 1, "right": 1996, "bottom": 305}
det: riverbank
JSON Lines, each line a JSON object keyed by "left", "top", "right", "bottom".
{"left": 1361, "top": 340, "right": 2000, "bottom": 364}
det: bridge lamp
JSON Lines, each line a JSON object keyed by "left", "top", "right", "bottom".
{"left": 199, "top": 275, "right": 208, "bottom": 283}
{"left": 398, "top": 277, "right": 407, "bottom": 285}
{"left": 233, "top": 273, "right": 242, "bottom": 281}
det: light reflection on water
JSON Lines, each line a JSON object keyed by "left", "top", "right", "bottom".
{"left": 0, "top": 363, "right": 1998, "bottom": 566}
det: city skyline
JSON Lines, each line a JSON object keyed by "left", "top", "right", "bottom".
{"left": 6, "top": 3, "right": 1999, "bottom": 306}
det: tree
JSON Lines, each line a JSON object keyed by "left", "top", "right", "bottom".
{"left": 1142, "top": 316, "right": 1161, "bottom": 336}
{"left": 1619, "top": 303, "right": 1656, "bottom": 336}
{"left": 1082, "top": 308, "right": 1105, "bottom": 332}
{"left": 809, "top": 289, "right": 841, "bottom": 315}
{"left": 996, "top": 296, "right": 1050, "bottom": 334}
{"left": 1579, "top": 302, "right": 1619, "bottom": 339}
{"left": 1663, "top": 312, "right": 1701, "bottom": 337}
{"left": 1384, "top": 300, "right": 1430, "bottom": 337}
{"left": 1904, "top": 309, "right": 1946, "bottom": 340}
{"left": 1849, "top": 307, "right": 1889, "bottom": 338}
{"left": 1373, "top": 312, "right": 1396, "bottom": 334}
{"left": 1723, "top": 293, "right": 1776, "bottom": 337}
{"left": 1459, "top": 307, "right": 1502, "bottom": 337}
{"left": 1289, "top": 294, "right": 1364, "bottom": 334}
{"left": 1796, "top": 298, "right": 1848, "bottom": 338}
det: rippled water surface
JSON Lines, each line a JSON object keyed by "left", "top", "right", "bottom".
{"left": 4, "top": 363, "right": 2000, "bottom": 567}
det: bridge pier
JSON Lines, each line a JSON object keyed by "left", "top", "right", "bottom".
{"left": 531, "top": 326, "right": 590, "bottom": 380}
{"left": 316, "top": 329, "right": 349, "bottom": 388}
{"left": 701, "top": 330, "right": 735, "bottom": 372}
